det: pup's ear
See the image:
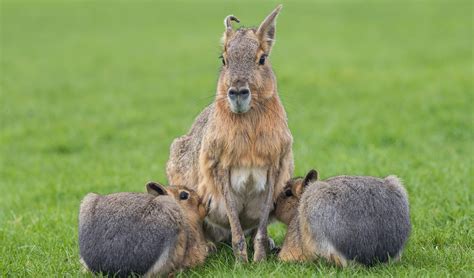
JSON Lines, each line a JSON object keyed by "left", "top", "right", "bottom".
{"left": 206, "top": 197, "right": 212, "bottom": 213}
{"left": 303, "top": 169, "right": 319, "bottom": 187}
{"left": 146, "top": 181, "right": 168, "bottom": 196}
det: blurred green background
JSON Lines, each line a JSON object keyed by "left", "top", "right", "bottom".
{"left": 1, "top": 0, "right": 472, "bottom": 276}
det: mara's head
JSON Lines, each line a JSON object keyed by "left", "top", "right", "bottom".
{"left": 217, "top": 5, "right": 282, "bottom": 114}
{"left": 146, "top": 182, "right": 208, "bottom": 221}
{"left": 274, "top": 169, "right": 319, "bottom": 225}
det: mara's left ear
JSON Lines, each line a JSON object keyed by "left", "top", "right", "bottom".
{"left": 303, "top": 169, "right": 319, "bottom": 187}
{"left": 256, "top": 4, "right": 283, "bottom": 53}
{"left": 146, "top": 181, "right": 168, "bottom": 196}
{"left": 222, "top": 15, "right": 240, "bottom": 45}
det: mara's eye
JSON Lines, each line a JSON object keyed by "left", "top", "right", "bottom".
{"left": 219, "top": 55, "right": 225, "bottom": 66}
{"left": 259, "top": 55, "right": 267, "bottom": 65}
{"left": 179, "top": 191, "right": 189, "bottom": 200}
{"left": 285, "top": 189, "right": 293, "bottom": 197}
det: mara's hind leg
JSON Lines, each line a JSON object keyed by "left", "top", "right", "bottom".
{"left": 279, "top": 218, "right": 309, "bottom": 262}
{"left": 329, "top": 252, "right": 348, "bottom": 268}
{"left": 145, "top": 228, "right": 186, "bottom": 277}
{"left": 390, "top": 251, "right": 402, "bottom": 263}
{"left": 319, "top": 242, "right": 348, "bottom": 268}
{"left": 300, "top": 219, "right": 348, "bottom": 267}
{"left": 278, "top": 237, "right": 306, "bottom": 262}
{"left": 79, "top": 257, "right": 90, "bottom": 274}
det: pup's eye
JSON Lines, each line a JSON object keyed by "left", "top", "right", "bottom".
{"left": 179, "top": 191, "right": 189, "bottom": 200}
{"left": 285, "top": 189, "right": 293, "bottom": 197}
{"left": 259, "top": 55, "right": 267, "bottom": 65}
{"left": 219, "top": 55, "right": 225, "bottom": 66}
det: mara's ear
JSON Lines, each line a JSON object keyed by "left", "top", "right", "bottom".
{"left": 206, "top": 197, "right": 212, "bottom": 213}
{"left": 256, "top": 4, "right": 282, "bottom": 53}
{"left": 222, "top": 15, "right": 240, "bottom": 45}
{"left": 303, "top": 169, "right": 319, "bottom": 187}
{"left": 146, "top": 181, "right": 168, "bottom": 196}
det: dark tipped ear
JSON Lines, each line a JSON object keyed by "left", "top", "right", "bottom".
{"left": 256, "top": 4, "right": 282, "bottom": 52}
{"left": 206, "top": 197, "right": 212, "bottom": 213}
{"left": 146, "top": 182, "right": 168, "bottom": 196}
{"left": 303, "top": 169, "right": 319, "bottom": 187}
{"left": 222, "top": 15, "right": 240, "bottom": 45}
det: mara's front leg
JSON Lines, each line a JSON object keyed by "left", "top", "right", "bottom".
{"left": 218, "top": 168, "right": 248, "bottom": 263}
{"left": 254, "top": 145, "right": 293, "bottom": 262}
{"left": 253, "top": 168, "right": 275, "bottom": 262}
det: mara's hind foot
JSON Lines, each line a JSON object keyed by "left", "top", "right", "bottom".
{"left": 328, "top": 252, "right": 348, "bottom": 268}
{"left": 206, "top": 241, "right": 217, "bottom": 254}
{"left": 79, "top": 258, "right": 90, "bottom": 274}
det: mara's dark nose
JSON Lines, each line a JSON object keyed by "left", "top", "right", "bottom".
{"left": 228, "top": 87, "right": 250, "bottom": 100}
{"left": 239, "top": 88, "right": 250, "bottom": 98}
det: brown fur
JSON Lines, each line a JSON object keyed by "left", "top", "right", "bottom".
{"left": 167, "top": 5, "right": 293, "bottom": 262}
{"left": 199, "top": 97, "right": 292, "bottom": 199}
{"left": 162, "top": 185, "right": 209, "bottom": 270}
{"left": 278, "top": 217, "right": 307, "bottom": 262}
{"left": 275, "top": 172, "right": 318, "bottom": 262}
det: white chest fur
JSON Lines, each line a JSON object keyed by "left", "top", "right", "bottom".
{"left": 206, "top": 166, "right": 269, "bottom": 237}
{"left": 230, "top": 166, "right": 268, "bottom": 194}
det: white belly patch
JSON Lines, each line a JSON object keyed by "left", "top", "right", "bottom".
{"left": 205, "top": 166, "right": 269, "bottom": 236}
{"left": 230, "top": 166, "right": 268, "bottom": 193}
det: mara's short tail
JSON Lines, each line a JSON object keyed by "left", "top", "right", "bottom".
{"left": 384, "top": 175, "right": 408, "bottom": 197}
{"left": 384, "top": 175, "right": 402, "bottom": 186}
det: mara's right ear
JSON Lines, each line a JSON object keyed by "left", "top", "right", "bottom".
{"left": 146, "top": 181, "right": 168, "bottom": 196}
{"left": 256, "top": 4, "right": 283, "bottom": 53}
{"left": 303, "top": 169, "right": 319, "bottom": 187}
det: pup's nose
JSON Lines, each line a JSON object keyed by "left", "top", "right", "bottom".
{"left": 228, "top": 87, "right": 250, "bottom": 100}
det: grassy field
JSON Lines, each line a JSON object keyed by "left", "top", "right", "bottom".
{"left": 1, "top": 0, "right": 472, "bottom": 276}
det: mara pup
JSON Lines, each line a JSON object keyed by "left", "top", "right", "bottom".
{"left": 78, "top": 182, "right": 208, "bottom": 277}
{"left": 275, "top": 170, "right": 411, "bottom": 267}
{"left": 166, "top": 5, "right": 293, "bottom": 262}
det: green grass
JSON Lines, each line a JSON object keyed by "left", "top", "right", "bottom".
{"left": 1, "top": 0, "right": 473, "bottom": 276}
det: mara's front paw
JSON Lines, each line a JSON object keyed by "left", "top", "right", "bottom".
{"left": 267, "top": 237, "right": 282, "bottom": 256}
{"left": 206, "top": 241, "right": 217, "bottom": 253}
{"left": 329, "top": 253, "right": 348, "bottom": 268}
{"left": 267, "top": 236, "right": 276, "bottom": 251}
{"left": 253, "top": 245, "right": 267, "bottom": 262}
{"left": 233, "top": 237, "right": 248, "bottom": 263}
{"left": 252, "top": 236, "right": 270, "bottom": 262}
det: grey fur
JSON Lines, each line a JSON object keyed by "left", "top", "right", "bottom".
{"left": 78, "top": 192, "right": 182, "bottom": 277}
{"left": 302, "top": 175, "right": 411, "bottom": 266}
